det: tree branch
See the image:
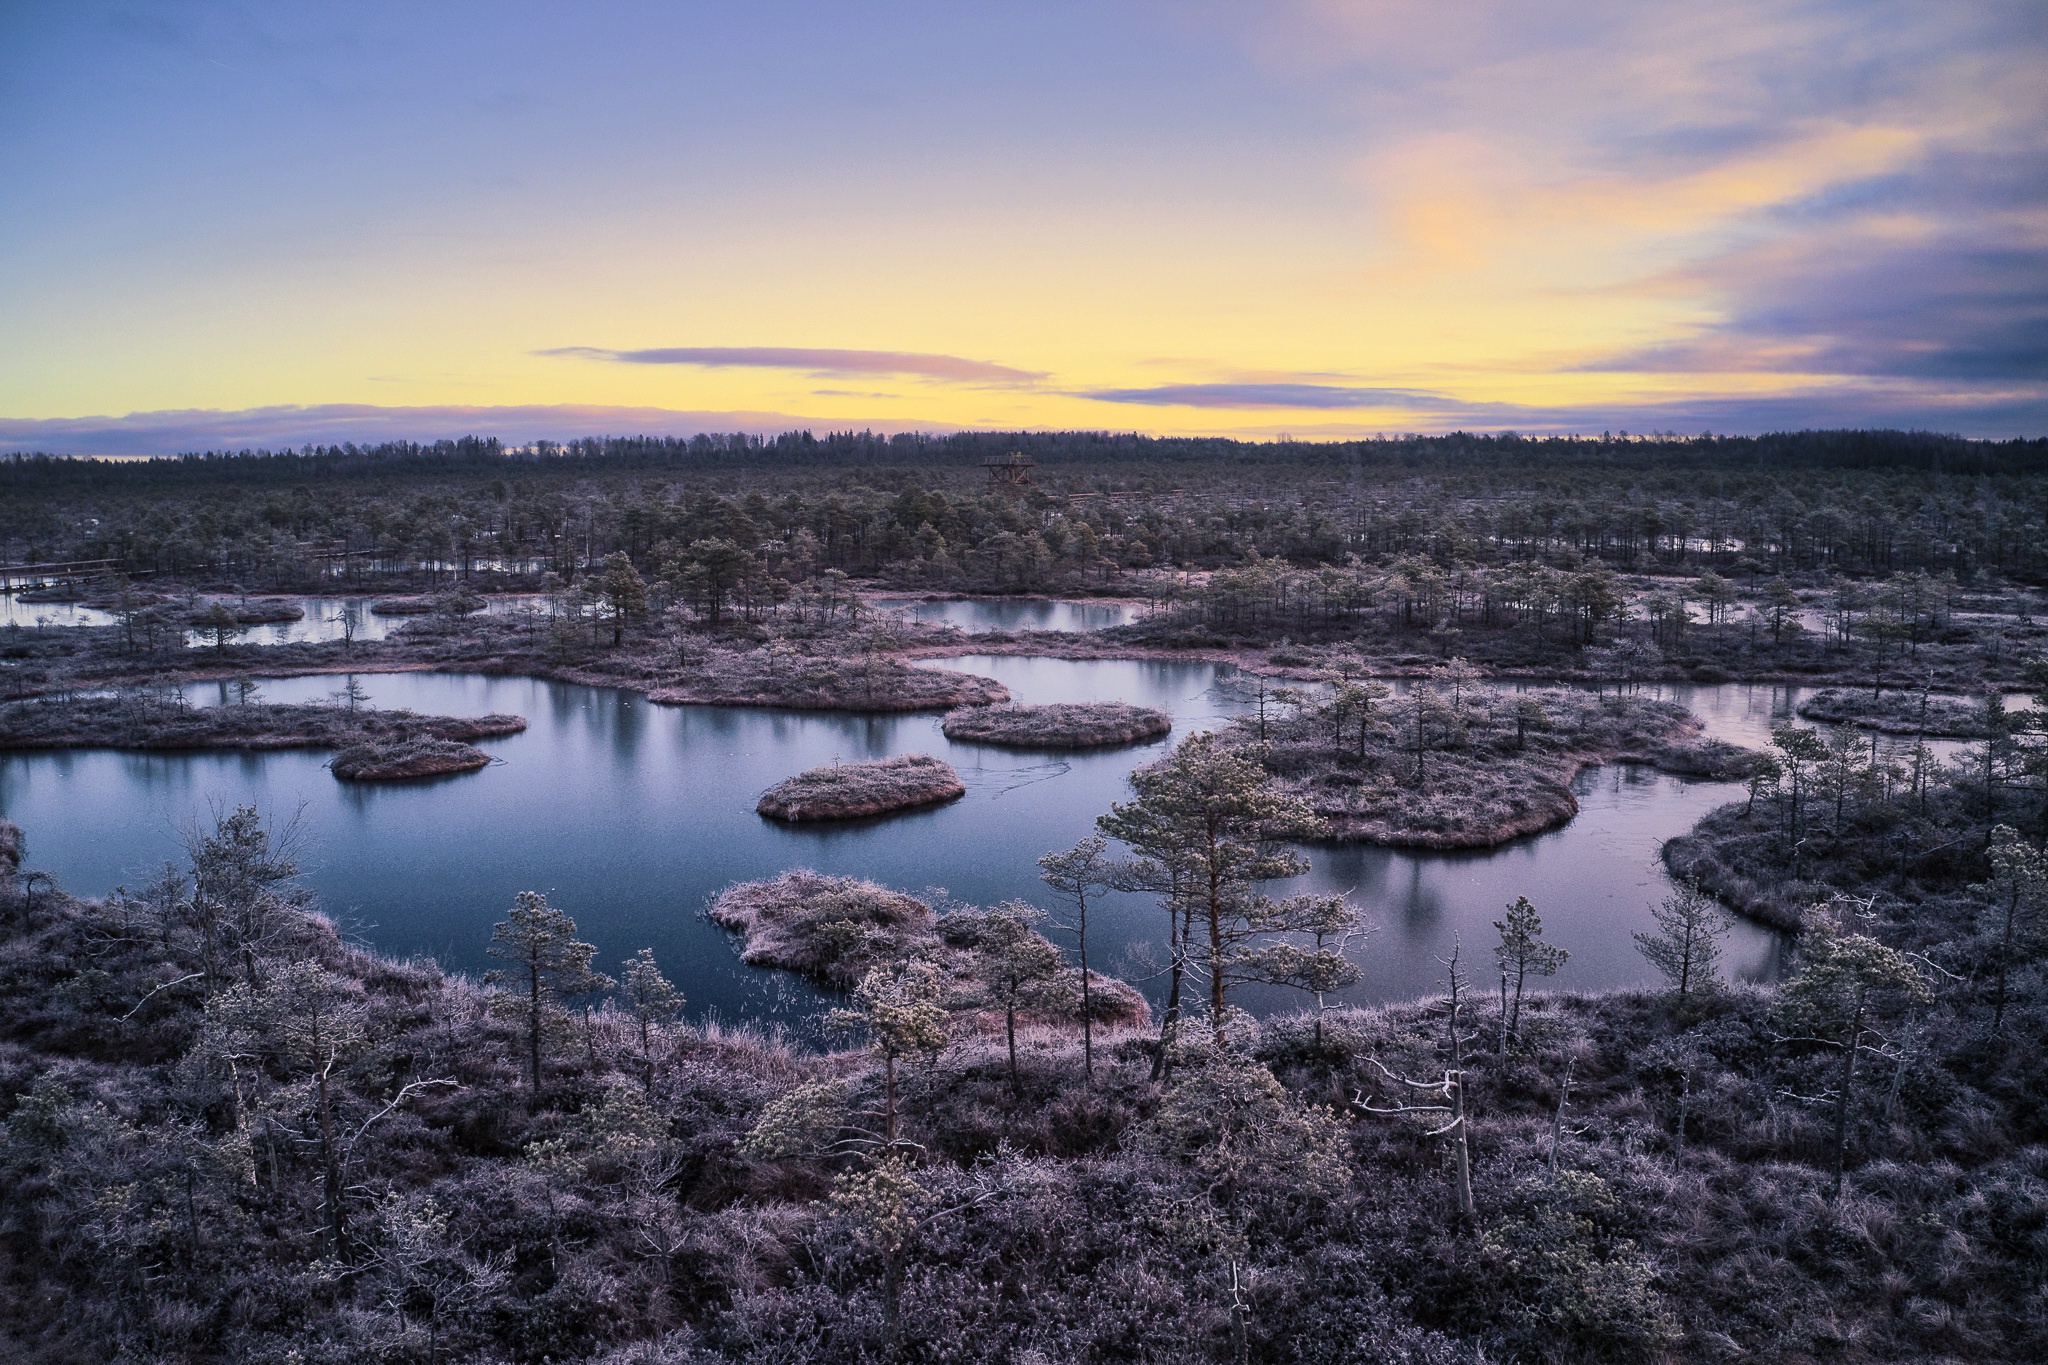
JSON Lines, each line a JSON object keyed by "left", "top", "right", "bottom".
{"left": 119, "top": 972, "right": 205, "bottom": 1020}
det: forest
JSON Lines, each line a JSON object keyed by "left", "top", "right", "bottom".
{"left": 5, "top": 429, "right": 2048, "bottom": 592}
{"left": 1, "top": 429, "right": 2045, "bottom": 1364}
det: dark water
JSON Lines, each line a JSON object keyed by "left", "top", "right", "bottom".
{"left": 2, "top": 656, "right": 1788, "bottom": 1031}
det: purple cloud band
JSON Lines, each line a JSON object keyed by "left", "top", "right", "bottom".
{"left": 540, "top": 346, "right": 1045, "bottom": 383}
{"left": 1079, "top": 382, "right": 2046, "bottom": 436}
{"left": 3, "top": 385, "right": 2040, "bottom": 458}
{"left": 0, "top": 403, "right": 944, "bottom": 457}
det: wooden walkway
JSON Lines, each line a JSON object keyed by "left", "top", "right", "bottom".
{"left": 0, "top": 559, "right": 123, "bottom": 590}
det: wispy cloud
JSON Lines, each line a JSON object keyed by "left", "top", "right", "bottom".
{"left": 539, "top": 346, "right": 1045, "bottom": 384}
{"left": 1452, "top": 385, "right": 2048, "bottom": 436}
{"left": 1223, "top": 0, "right": 2048, "bottom": 421}
{"left": 1079, "top": 383, "right": 1459, "bottom": 410}
{"left": 1081, "top": 378, "right": 2046, "bottom": 436}
{"left": 1586, "top": 222, "right": 2048, "bottom": 382}
{"left": 0, "top": 403, "right": 947, "bottom": 457}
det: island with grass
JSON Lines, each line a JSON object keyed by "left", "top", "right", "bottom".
{"left": 0, "top": 693, "right": 524, "bottom": 782}
{"left": 755, "top": 752, "right": 966, "bottom": 821}
{"left": 1795, "top": 686, "right": 2002, "bottom": 737}
{"left": 708, "top": 869, "right": 1148, "bottom": 1025}
{"left": 1225, "top": 675, "right": 1758, "bottom": 849}
{"left": 329, "top": 735, "right": 496, "bottom": 780}
{"left": 649, "top": 649, "right": 1007, "bottom": 712}
{"left": 941, "top": 700, "right": 1171, "bottom": 749}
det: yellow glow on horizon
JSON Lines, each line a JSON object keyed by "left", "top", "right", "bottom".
{"left": 0, "top": 66, "right": 2006, "bottom": 437}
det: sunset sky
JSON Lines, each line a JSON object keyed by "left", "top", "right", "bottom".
{"left": 2, "top": 1, "right": 2043, "bottom": 452}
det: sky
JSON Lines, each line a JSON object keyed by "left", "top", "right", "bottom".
{"left": 1, "top": 0, "right": 2043, "bottom": 453}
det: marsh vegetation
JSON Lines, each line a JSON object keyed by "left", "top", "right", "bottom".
{"left": 2, "top": 431, "right": 2046, "bottom": 1362}
{"left": 755, "top": 754, "right": 967, "bottom": 822}
{"left": 1222, "top": 669, "right": 1757, "bottom": 848}
{"left": 940, "top": 700, "right": 1171, "bottom": 749}
{"left": 0, "top": 691, "right": 523, "bottom": 780}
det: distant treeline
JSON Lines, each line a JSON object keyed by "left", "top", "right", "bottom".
{"left": 4, "top": 427, "right": 2047, "bottom": 493}
{"left": 4, "top": 429, "right": 2048, "bottom": 589}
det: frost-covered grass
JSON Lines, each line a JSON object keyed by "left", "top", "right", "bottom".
{"left": 368, "top": 596, "right": 439, "bottom": 615}
{"left": 941, "top": 701, "right": 1171, "bottom": 749}
{"left": 707, "top": 870, "right": 935, "bottom": 984}
{"left": 755, "top": 753, "right": 966, "bottom": 821}
{"left": 0, "top": 693, "right": 524, "bottom": 755}
{"left": 1236, "top": 684, "right": 1757, "bottom": 848}
{"left": 3, "top": 759, "right": 2046, "bottom": 1365}
{"left": 1797, "top": 686, "right": 1998, "bottom": 737}
{"left": 1662, "top": 780, "right": 2004, "bottom": 934}
{"left": 653, "top": 652, "right": 1006, "bottom": 712}
{"left": 329, "top": 736, "right": 493, "bottom": 780}
{"left": 707, "top": 869, "right": 1148, "bottom": 1028}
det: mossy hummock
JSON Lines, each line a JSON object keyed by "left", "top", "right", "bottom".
{"left": 1796, "top": 687, "right": 1999, "bottom": 738}
{"left": 708, "top": 869, "right": 1149, "bottom": 1025}
{"left": 941, "top": 701, "right": 1171, "bottom": 749}
{"left": 329, "top": 737, "right": 495, "bottom": 781}
{"left": 0, "top": 695, "right": 524, "bottom": 784}
{"left": 755, "top": 753, "right": 966, "bottom": 821}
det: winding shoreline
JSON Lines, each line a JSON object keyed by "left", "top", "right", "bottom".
{"left": 6, "top": 614, "right": 1814, "bottom": 935}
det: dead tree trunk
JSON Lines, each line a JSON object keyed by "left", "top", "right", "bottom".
{"left": 1358, "top": 1061, "right": 1478, "bottom": 1227}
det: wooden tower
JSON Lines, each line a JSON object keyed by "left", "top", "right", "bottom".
{"left": 983, "top": 450, "right": 1036, "bottom": 490}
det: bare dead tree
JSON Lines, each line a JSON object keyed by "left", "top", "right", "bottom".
{"left": 1548, "top": 1055, "right": 1576, "bottom": 1173}
{"left": 1356, "top": 1057, "right": 1476, "bottom": 1227}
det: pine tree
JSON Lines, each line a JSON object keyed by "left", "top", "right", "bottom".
{"left": 186, "top": 804, "right": 302, "bottom": 990}
{"left": 971, "top": 902, "right": 1070, "bottom": 1098}
{"left": 485, "top": 891, "right": 598, "bottom": 1096}
{"left": 1975, "top": 826, "right": 2047, "bottom": 1031}
{"left": 828, "top": 961, "right": 949, "bottom": 1147}
{"left": 1777, "top": 913, "right": 1929, "bottom": 1199}
{"left": 1634, "top": 880, "right": 1728, "bottom": 1003}
{"left": 598, "top": 552, "right": 646, "bottom": 646}
{"left": 1097, "top": 733, "right": 1318, "bottom": 1051}
{"left": 1239, "top": 893, "right": 1361, "bottom": 1050}
{"left": 1494, "top": 896, "right": 1567, "bottom": 1049}
{"left": 196, "top": 601, "right": 244, "bottom": 653}
{"left": 1039, "top": 835, "right": 1115, "bottom": 1083}
{"left": 620, "top": 949, "right": 683, "bottom": 1093}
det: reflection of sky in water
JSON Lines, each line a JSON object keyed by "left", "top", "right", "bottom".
{"left": 0, "top": 654, "right": 1805, "bottom": 1033}
{"left": 2, "top": 596, "right": 119, "bottom": 629}
{"left": 872, "top": 597, "right": 1140, "bottom": 633}
{"left": 2, "top": 592, "right": 552, "bottom": 644}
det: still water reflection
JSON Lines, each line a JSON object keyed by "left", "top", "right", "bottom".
{"left": 872, "top": 597, "right": 1141, "bottom": 633}
{"left": 2, "top": 656, "right": 1788, "bottom": 1031}
{"left": 1, "top": 592, "right": 551, "bottom": 643}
